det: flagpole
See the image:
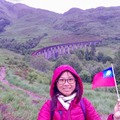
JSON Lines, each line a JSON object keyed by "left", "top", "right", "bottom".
{"left": 111, "top": 64, "right": 120, "bottom": 99}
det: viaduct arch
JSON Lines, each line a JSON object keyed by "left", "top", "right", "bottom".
{"left": 32, "top": 40, "right": 102, "bottom": 59}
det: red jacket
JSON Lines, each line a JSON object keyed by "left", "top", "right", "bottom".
{"left": 38, "top": 97, "right": 102, "bottom": 120}
{"left": 37, "top": 65, "right": 113, "bottom": 120}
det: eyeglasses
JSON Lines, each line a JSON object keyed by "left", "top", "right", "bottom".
{"left": 57, "top": 78, "right": 75, "bottom": 85}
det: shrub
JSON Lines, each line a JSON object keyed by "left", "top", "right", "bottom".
{"left": 30, "top": 56, "right": 51, "bottom": 72}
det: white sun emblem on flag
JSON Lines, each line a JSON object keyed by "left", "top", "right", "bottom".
{"left": 106, "top": 70, "right": 111, "bottom": 76}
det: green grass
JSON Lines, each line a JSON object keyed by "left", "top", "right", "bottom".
{"left": 83, "top": 83, "right": 116, "bottom": 115}
{"left": 96, "top": 44, "right": 120, "bottom": 58}
{"left": 0, "top": 82, "right": 47, "bottom": 120}
{"left": 0, "top": 49, "right": 23, "bottom": 65}
{"left": 6, "top": 71, "right": 50, "bottom": 97}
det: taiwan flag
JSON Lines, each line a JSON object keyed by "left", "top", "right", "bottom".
{"left": 92, "top": 67, "right": 115, "bottom": 89}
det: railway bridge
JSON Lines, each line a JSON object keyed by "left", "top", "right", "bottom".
{"left": 32, "top": 40, "right": 102, "bottom": 59}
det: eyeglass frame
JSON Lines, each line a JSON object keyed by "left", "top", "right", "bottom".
{"left": 57, "top": 77, "right": 76, "bottom": 85}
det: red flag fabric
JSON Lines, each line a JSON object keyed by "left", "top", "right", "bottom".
{"left": 92, "top": 67, "right": 115, "bottom": 89}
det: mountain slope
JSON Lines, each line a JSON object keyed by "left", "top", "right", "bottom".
{"left": 0, "top": 0, "right": 120, "bottom": 49}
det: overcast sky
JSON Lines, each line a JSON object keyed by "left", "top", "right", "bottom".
{"left": 6, "top": 0, "right": 120, "bottom": 13}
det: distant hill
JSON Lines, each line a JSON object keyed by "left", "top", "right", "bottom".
{"left": 0, "top": 0, "right": 120, "bottom": 54}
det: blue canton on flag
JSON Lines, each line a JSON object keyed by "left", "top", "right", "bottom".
{"left": 103, "top": 67, "right": 113, "bottom": 78}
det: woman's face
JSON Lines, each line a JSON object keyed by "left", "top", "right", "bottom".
{"left": 57, "top": 71, "right": 76, "bottom": 96}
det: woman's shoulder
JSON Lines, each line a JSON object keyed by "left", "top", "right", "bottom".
{"left": 81, "top": 97, "right": 102, "bottom": 119}
{"left": 40, "top": 99, "right": 52, "bottom": 112}
{"left": 42, "top": 99, "right": 51, "bottom": 106}
{"left": 37, "top": 99, "right": 51, "bottom": 120}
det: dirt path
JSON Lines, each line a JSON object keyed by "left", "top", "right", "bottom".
{"left": 0, "top": 79, "right": 48, "bottom": 120}
{"left": 1, "top": 79, "right": 47, "bottom": 102}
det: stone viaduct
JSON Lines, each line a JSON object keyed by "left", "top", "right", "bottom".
{"left": 32, "top": 40, "right": 102, "bottom": 59}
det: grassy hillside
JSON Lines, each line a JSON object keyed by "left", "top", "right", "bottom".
{"left": 96, "top": 42, "right": 120, "bottom": 58}
{"left": 0, "top": 49, "right": 24, "bottom": 65}
{"left": 0, "top": 0, "right": 120, "bottom": 50}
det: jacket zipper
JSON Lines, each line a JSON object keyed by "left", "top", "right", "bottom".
{"left": 59, "top": 110, "right": 62, "bottom": 120}
{"left": 67, "top": 110, "right": 71, "bottom": 120}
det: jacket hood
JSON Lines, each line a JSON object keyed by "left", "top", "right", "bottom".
{"left": 50, "top": 65, "right": 83, "bottom": 98}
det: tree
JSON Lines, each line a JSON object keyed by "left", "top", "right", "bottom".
{"left": 90, "top": 44, "right": 96, "bottom": 57}
{"left": 114, "top": 48, "right": 120, "bottom": 84}
{"left": 85, "top": 48, "right": 89, "bottom": 60}
{"left": 97, "top": 52, "right": 104, "bottom": 62}
{"left": 54, "top": 54, "right": 82, "bottom": 74}
{"left": 30, "top": 56, "right": 51, "bottom": 72}
{"left": 74, "top": 49, "right": 85, "bottom": 60}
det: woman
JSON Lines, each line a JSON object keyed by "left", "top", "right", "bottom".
{"left": 37, "top": 64, "right": 120, "bottom": 120}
